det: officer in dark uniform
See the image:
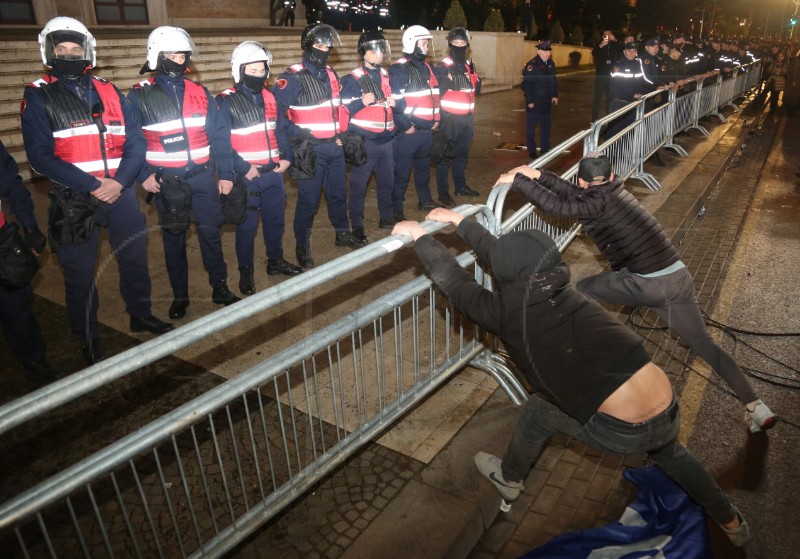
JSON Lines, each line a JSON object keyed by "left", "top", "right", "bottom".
{"left": 340, "top": 30, "right": 397, "bottom": 233}
{"left": 273, "top": 23, "right": 363, "bottom": 270}
{"left": 22, "top": 17, "right": 173, "bottom": 366}
{"left": 434, "top": 27, "right": 481, "bottom": 207}
{"left": 591, "top": 30, "right": 622, "bottom": 121}
{"left": 607, "top": 42, "right": 653, "bottom": 137}
{"left": 661, "top": 43, "right": 690, "bottom": 92}
{"left": 521, "top": 40, "right": 558, "bottom": 159}
{"left": 129, "top": 26, "right": 240, "bottom": 321}
{"left": 0, "top": 141, "right": 62, "bottom": 381}
{"left": 217, "top": 41, "right": 303, "bottom": 296}
{"left": 389, "top": 25, "right": 442, "bottom": 218}
{"left": 640, "top": 38, "right": 668, "bottom": 88}
{"left": 282, "top": 0, "right": 297, "bottom": 26}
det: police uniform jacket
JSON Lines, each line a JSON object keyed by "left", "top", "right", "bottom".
{"left": 127, "top": 72, "right": 234, "bottom": 181}
{"left": 216, "top": 82, "right": 291, "bottom": 175}
{"left": 521, "top": 54, "right": 558, "bottom": 112}
{"left": 639, "top": 52, "right": 668, "bottom": 87}
{"left": 340, "top": 64, "right": 396, "bottom": 143}
{"left": 434, "top": 53, "right": 481, "bottom": 116}
{"left": 389, "top": 55, "right": 440, "bottom": 132}
{"left": 22, "top": 71, "right": 146, "bottom": 192}
{"left": 660, "top": 56, "right": 689, "bottom": 83}
{"left": 272, "top": 54, "right": 344, "bottom": 148}
{"left": 609, "top": 57, "right": 653, "bottom": 102}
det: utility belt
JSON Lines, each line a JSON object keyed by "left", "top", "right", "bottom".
{"left": 256, "top": 162, "right": 277, "bottom": 174}
{"left": 47, "top": 185, "right": 97, "bottom": 247}
{"left": 155, "top": 162, "right": 211, "bottom": 182}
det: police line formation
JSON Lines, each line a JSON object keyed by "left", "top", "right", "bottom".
{"left": 0, "top": 16, "right": 782, "bottom": 551}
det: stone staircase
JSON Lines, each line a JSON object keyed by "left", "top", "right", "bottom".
{"left": 0, "top": 28, "right": 405, "bottom": 181}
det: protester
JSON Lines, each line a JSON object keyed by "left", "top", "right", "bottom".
{"left": 391, "top": 208, "right": 751, "bottom": 548}
{"left": 495, "top": 153, "right": 777, "bottom": 433}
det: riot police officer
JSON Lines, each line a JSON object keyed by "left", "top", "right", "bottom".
{"left": 21, "top": 17, "right": 173, "bottom": 366}
{"left": 434, "top": 27, "right": 481, "bottom": 207}
{"left": 389, "top": 25, "right": 442, "bottom": 218}
{"left": 128, "top": 26, "right": 240, "bottom": 321}
{"left": 340, "top": 31, "right": 397, "bottom": 234}
{"left": 217, "top": 41, "right": 303, "bottom": 296}
{"left": 273, "top": 23, "right": 364, "bottom": 270}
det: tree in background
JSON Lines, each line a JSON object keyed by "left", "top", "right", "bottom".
{"left": 443, "top": 0, "right": 468, "bottom": 29}
{"left": 569, "top": 25, "right": 584, "bottom": 46}
{"left": 484, "top": 8, "right": 505, "bottom": 32}
{"left": 550, "top": 20, "right": 565, "bottom": 43}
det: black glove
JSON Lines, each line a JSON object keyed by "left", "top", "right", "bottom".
{"left": 23, "top": 225, "right": 47, "bottom": 253}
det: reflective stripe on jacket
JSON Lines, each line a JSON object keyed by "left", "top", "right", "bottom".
{"left": 394, "top": 57, "right": 440, "bottom": 122}
{"left": 286, "top": 63, "right": 344, "bottom": 139}
{"left": 347, "top": 66, "right": 395, "bottom": 133}
{"left": 135, "top": 78, "right": 210, "bottom": 168}
{"left": 438, "top": 56, "right": 478, "bottom": 115}
{"left": 218, "top": 88, "right": 281, "bottom": 164}
{"left": 29, "top": 75, "right": 126, "bottom": 178}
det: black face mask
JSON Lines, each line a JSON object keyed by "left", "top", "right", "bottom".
{"left": 307, "top": 48, "right": 330, "bottom": 66}
{"left": 413, "top": 47, "right": 428, "bottom": 61}
{"left": 158, "top": 55, "right": 190, "bottom": 78}
{"left": 450, "top": 45, "right": 468, "bottom": 59}
{"left": 243, "top": 74, "right": 267, "bottom": 93}
{"left": 51, "top": 57, "right": 90, "bottom": 80}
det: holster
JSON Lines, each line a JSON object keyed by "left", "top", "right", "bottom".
{"left": 156, "top": 177, "right": 193, "bottom": 235}
{"left": 47, "top": 186, "right": 96, "bottom": 246}
{"left": 288, "top": 139, "right": 318, "bottom": 180}
{"left": 221, "top": 177, "right": 248, "bottom": 225}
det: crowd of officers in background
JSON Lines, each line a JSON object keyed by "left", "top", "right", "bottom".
{"left": 593, "top": 31, "right": 796, "bottom": 124}
{"left": 307, "top": 0, "right": 393, "bottom": 31}
{"left": 1, "top": 18, "right": 480, "bottom": 381}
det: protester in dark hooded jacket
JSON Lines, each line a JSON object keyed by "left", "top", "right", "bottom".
{"left": 391, "top": 208, "right": 750, "bottom": 548}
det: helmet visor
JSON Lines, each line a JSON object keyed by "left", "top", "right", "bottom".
{"left": 362, "top": 39, "right": 391, "bottom": 57}
{"left": 45, "top": 31, "right": 90, "bottom": 62}
{"left": 310, "top": 24, "right": 342, "bottom": 49}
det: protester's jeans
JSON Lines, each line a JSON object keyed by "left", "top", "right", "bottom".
{"left": 501, "top": 394, "right": 736, "bottom": 525}
{"left": 577, "top": 267, "right": 757, "bottom": 404}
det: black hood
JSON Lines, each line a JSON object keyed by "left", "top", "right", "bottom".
{"left": 489, "top": 230, "right": 562, "bottom": 285}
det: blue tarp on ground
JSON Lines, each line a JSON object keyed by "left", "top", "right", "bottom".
{"left": 520, "top": 465, "right": 711, "bottom": 559}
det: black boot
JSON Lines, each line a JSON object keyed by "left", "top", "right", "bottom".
{"left": 378, "top": 216, "right": 396, "bottom": 230}
{"left": 22, "top": 357, "right": 63, "bottom": 383}
{"left": 212, "top": 280, "right": 241, "bottom": 306}
{"left": 267, "top": 258, "right": 303, "bottom": 276}
{"left": 239, "top": 266, "right": 255, "bottom": 295}
{"left": 169, "top": 295, "right": 190, "bottom": 319}
{"left": 351, "top": 226, "right": 369, "bottom": 247}
{"left": 439, "top": 193, "right": 456, "bottom": 208}
{"left": 130, "top": 315, "right": 174, "bottom": 334}
{"left": 296, "top": 245, "right": 315, "bottom": 269}
{"left": 335, "top": 231, "right": 362, "bottom": 249}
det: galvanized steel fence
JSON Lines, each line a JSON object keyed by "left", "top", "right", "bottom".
{"left": 0, "top": 60, "right": 761, "bottom": 558}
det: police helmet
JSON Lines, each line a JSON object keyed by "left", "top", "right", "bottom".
{"left": 401, "top": 25, "right": 433, "bottom": 54}
{"left": 301, "top": 23, "right": 340, "bottom": 53}
{"left": 446, "top": 27, "right": 470, "bottom": 45}
{"left": 145, "top": 26, "right": 198, "bottom": 72}
{"left": 357, "top": 30, "right": 391, "bottom": 58}
{"left": 39, "top": 17, "right": 96, "bottom": 68}
{"left": 231, "top": 41, "right": 273, "bottom": 82}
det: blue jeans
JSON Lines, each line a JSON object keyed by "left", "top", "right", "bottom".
{"left": 501, "top": 394, "right": 736, "bottom": 525}
{"left": 577, "top": 267, "right": 757, "bottom": 404}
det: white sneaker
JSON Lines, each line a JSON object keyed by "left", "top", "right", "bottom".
{"left": 720, "top": 505, "right": 752, "bottom": 547}
{"left": 473, "top": 452, "right": 523, "bottom": 502}
{"left": 746, "top": 400, "right": 777, "bottom": 433}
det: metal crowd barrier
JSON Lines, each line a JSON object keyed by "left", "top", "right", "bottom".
{"left": 0, "top": 59, "right": 764, "bottom": 559}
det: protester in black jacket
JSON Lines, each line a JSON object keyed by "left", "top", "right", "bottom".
{"left": 391, "top": 209, "right": 750, "bottom": 547}
{"left": 496, "top": 153, "right": 777, "bottom": 433}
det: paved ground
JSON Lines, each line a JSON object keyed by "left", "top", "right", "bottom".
{"left": 1, "top": 71, "right": 798, "bottom": 559}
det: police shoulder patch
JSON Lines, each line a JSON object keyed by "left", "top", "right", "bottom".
{"left": 527, "top": 65, "right": 532, "bottom": 71}
{"left": 644, "top": 59, "right": 650, "bottom": 65}
{"left": 277, "top": 78, "right": 288, "bottom": 89}
{"left": 20, "top": 99, "right": 26, "bottom": 114}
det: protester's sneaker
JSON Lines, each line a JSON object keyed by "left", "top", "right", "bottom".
{"left": 720, "top": 505, "right": 752, "bottom": 547}
{"left": 746, "top": 400, "right": 777, "bottom": 433}
{"left": 474, "top": 452, "right": 523, "bottom": 502}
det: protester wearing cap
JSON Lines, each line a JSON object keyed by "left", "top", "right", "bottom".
{"left": 22, "top": 17, "right": 173, "bottom": 366}
{"left": 521, "top": 40, "right": 558, "bottom": 159}
{"left": 391, "top": 207, "right": 752, "bottom": 549}
{"left": 591, "top": 30, "right": 622, "bottom": 121}
{"left": 494, "top": 153, "right": 777, "bottom": 434}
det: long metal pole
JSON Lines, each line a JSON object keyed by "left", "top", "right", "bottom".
{"left": 791, "top": 0, "right": 800, "bottom": 40}
{"left": 709, "top": 0, "right": 718, "bottom": 36}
